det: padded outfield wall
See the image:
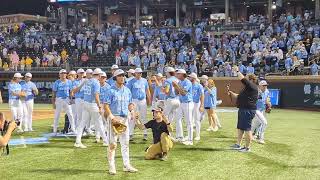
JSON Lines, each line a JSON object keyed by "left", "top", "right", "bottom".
{"left": 1, "top": 72, "right": 319, "bottom": 111}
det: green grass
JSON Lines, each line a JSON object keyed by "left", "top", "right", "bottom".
{"left": 1, "top": 104, "right": 320, "bottom": 180}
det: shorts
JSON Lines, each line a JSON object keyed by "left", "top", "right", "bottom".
{"left": 237, "top": 108, "right": 256, "bottom": 131}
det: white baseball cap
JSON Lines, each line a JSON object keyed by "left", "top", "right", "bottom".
{"left": 113, "top": 69, "right": 125, "bottom": 77}
{"left": 156, "top": 73, "right": 163, "bottom": 78}
{"left": 176, "top": 69, "right": 187, "bottom": 74}
{"left": 93, "top": 68, "right": 103, "bottom": 75}
{"left": 77, "top": 68, "right": 85, "bottom": 74}
{"left": 25, "top": 72, "right": 32, "bottom": 78}
{"left": 69, "top": 70, "right": 77, "bottom": 75}
{"left": 259, "top": 80, "right": 268, "bottom": 86}
{"left": 199, "top": 75, "right": 209, "bottom": 80}
{"left": 101, "top": 72, "right": 107, "bottom": 77}
{"left": 59, "top": 69, "right": 67, "bottom": 74}
{"left": 86, "top": 69, "right": 93, "bottom": 74}
{"left": 188, "top": 73, "right": 198, "bottom": 79}
{"left": 111, "top": 64, "right": 119, "bottom": 70}
{"left": 127, "top": 69, "right": 135, "bottom": 74}
{"left": 13, "top": 73, "right": 24, "bottom": 78}
{"left": 135, "top": 68, "right": 143, "bottom": 73}
{"left": 165, "top": 67, "right": 175, "bottom": 73}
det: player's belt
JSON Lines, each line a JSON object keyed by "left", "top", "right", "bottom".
{"left": 9, "top": 98, "right": 20, "bottom": 100}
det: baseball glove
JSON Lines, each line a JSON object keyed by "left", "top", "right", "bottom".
{"left": 112, "top": 122, "right": 127, "bottom": 135}
{"left": 265, "top": 103, "right": 272, "bottom": 113}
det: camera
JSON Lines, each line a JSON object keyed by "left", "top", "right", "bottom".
{"left": 3, "top": 119, "right": 20, "bottom": 133}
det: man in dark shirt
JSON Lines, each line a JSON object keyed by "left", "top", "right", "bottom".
{"left": 135, "top": 106, "right": 173, "bottom": 161}
{"left": 228, "top": 68, "right": 258, "bottom": 152}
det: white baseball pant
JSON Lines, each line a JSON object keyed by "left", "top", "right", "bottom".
{"left": 76, "top": 102, "right": 107, "bottom": 144}
{"left": 74, "top": 98, "right": 84, "bottom": 129}
{"left": 22, "top": 99, "right": 34, "bottom": 131}
{"left": 53, "top": 98, "right": 75, "bottom": 133}
{"left": 129, "top": 99, "right": 147, "bottom": 136}
{"left": 96, "top": 106, "right": 108, "bottom": 141}
{"left": 193, "top": 102, "right": 201, "bottom": 138}
{"left": 106, "top": 116, "right": 130, "bottom": 167}
{"left": 71, "top": 102, "right": 77, "bottom": 127}
{"left": 176, "top": 102, "right": 194, "bottom": 141}
{"left": 164, "top": 98, "right": 180, "bottom": 123}
{"left": 252, "top": 110, "right": 267, "bottom": 140}
{"left": 9, "top": 99, "right": 23, "bottom": 130}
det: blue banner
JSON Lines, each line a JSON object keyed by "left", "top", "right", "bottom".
{"left": 269, "top": 89, "right": 280, "bottom": 106}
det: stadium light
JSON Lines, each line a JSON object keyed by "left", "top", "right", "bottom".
{"left": 81, "top": 18, "right": 86, "bottom": 23}
{"left": 272, "top": 5, "right": 277, "bottom": 9}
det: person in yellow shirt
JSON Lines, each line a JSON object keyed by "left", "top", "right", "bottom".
{"left": 14, "top": 24, "right": 19, "bottom": 33}
{"left": 25, "top": 56, "right": 33, "bottom": 71}
{"left": 0, "top": 57, "right": 2, "bottom": 68}
{"left": 61, "top": 49, "right": 68, "bottom": 62}
{"left": 3, "top": 62, "right": 9, "bottom": 71}
{"left": 20, "top": 57, "right": 25, "bottom": 71}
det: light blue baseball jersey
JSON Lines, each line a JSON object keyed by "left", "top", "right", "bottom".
{"left": 178, "top": 79, "right": 193, "bottom": 103}
{"left": 8, "top": 82, "right": 22, "bottom": 100}
{"left": 83, "top": 78, "right": 100, "bottom": 103}
{"left": 100, "top": 83, "right": 111, "bottom": 102}
{"left": 154, "top": 84, "right": 166, "bottom": 101}
{"left": 126, "top": 78, "right": 149, "bottom": 100}
{"left": 20, "top": 81, "right": 37, "bottom": 101}
{"left": 105, "top": 85, "right": 132, "bottom": 117}
{"left": 52, "top": 79, "right": 73, "bottom": 99}
{"left": 192, "top": 83, "right": 204, "bottom": 103}
{"left": 72, "top": 79, "right": 85, "bottom": 99}
{"left": 107, "top": 77, "right": 115, "bottom": 86}
{"left": 126, "top": 77, "right": 134, "bottom": 84}
{"left": 204, "top": 87, "right": 217, "bottom": 108}
{"left": 256, "top": 89, "right": 270, "bottom": 111}
{"left": 164, "top": 76, "right": 179, "bottom": 99}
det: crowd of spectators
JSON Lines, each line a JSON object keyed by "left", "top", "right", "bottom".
{"left": 0, "top": 11, "right": 320, "bottom": 76}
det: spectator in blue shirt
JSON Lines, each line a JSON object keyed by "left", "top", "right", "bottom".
{"left": 310, "top": 60, "right": 319, "bottom": 75}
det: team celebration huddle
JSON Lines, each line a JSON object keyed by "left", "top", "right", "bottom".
{"left": 5, "top": 63, "right": 271, "bottom": 175}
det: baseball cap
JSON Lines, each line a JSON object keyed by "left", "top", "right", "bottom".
{"left": 188, "top": 72, "right": 198, "bottom": 79}
{"left": 25, "top": 72, "right": 32, "bottom": 78}
{"left": 156, "top": 73, "right": 163, "bottom": 78}
{"left": 77, "top": 68, "right": 85, "bottom": 74}
{"left": 69, "top": 70, "right": 77, "bottom": 75}
{"left": 93, "top": 68, "right": 103, "bottom": 75}
{"left": 127, "top": 69, "right": 135, "bottom": 74}
{"left": 111, "top": 64, "right": 119, "bottom": 70}
{"left": 152, "top": 106, "right": 163, "bottom": 112}
{"left": 199, "top": 75, "right": 209, "bottom": 80}
{"left": 135, "top": 68, "right": 143, "bottom": 73}
{"left": 259, "top": 80, "right": 268, "bottom": 86}
{"left": 86, "top": 69, "right": 93, "bottom": 74}
{"left": 101, "top": 72, "right": 107, "bottom": 77}
{"left": 165, "top": 67, "right": 175, "bottom": 73}
{"left": 13, "top": 73, "right": 24, "bottom": 78}
{"left": 113, "top": 69, "right": 126, "bottom": 77}
{"left": 59, "top": 69, "right": 67, "bottom": 74}
{"left": 176, "top": 69, "right": 187, "bottom": 74}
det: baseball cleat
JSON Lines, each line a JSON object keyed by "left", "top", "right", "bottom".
{"left": 102, "top": 143, "right": 108, "bottom": 147}
{"left": 74, "top": 143, "right": 87, "bottom": 149}
{"left": 109, "top": 165, "right": 116, "bottom": 175}
{"left": 123, "top": 165, "right": 138, "bottom": 173}
{"left": 194, "top": 136, "right": 200, "bottom": 141}
{"left": 257, "top": 140, "right": 265, "bottom": 144}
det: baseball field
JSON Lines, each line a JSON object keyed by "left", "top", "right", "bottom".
{"left": 0, "top": 104, "right": 320, "bottom": 180}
